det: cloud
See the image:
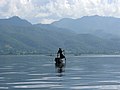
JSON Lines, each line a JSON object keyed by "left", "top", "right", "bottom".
{"left": 0, "top": 0, "right": 34, "bottom": 18}
{"left": 35, "top": 13, "right": 50, "bottom": 18}
{"left": 45, "top": 0, "right": 120, "bottom": 18}
{"left": 40, "top": 18, "right": 56, "bottom": 24}
{"left": 0, "top": 0, "right": 120, "bottom": 24}
{"left": 0, "top": 0, "right": 6, "bottom": 6}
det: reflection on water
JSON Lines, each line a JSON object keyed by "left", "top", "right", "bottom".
{"left": 55, "top": 59, "right": 66, "bottom": 76}
{"left": 1, "top": 55, "right": 120, "bottom": 89}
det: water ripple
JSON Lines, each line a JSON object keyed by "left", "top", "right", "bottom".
{"left": 13, "top": 84, "right": 63, "bottom": 89}
{"left": 0, "top": 87, "right": 9, "bottom": 89}
{"left": 7, "top": 81, "right": 61, "bottom": 85}
{"left": 1, "top": 55, "right": 120, "bottom": 90}
{"left": 0, "top": 72, "right": 27, "bottom": 75}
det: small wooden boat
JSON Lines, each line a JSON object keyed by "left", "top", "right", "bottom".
{"left": 54, "top": 57, "right": 66, "bottom": 73}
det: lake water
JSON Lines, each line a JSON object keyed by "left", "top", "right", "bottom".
{"left": 1, "top": 55, "right": 120, "bottom": 90}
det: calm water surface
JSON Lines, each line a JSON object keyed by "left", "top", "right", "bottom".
{"left": 0, "top": 55, "right": 120, "bottom": 90}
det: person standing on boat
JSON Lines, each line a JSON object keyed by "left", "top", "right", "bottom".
{"left": 57, "top": 48, "right": 66, "bottom": 60}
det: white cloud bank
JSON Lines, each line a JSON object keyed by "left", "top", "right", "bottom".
{"left": 0, "top": 0, "right": 120, "bottom": 24}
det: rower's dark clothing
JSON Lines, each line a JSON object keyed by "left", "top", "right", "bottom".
{"left": 57, "top": 49, "right": 62, "bottom": 54}
{"left": 57, "top": 48, "right": 65, "bottom": 59}
{"left": 60, "top": 53, "right": 65, "bottom": 59}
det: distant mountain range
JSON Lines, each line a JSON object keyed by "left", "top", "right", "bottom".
{"left": 52, "top": 15, "right": 120, "bottom": 34}
{"left": 0, "top": 15, "right": 120, "bottom": 55}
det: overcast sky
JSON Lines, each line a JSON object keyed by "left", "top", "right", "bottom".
{"left": 0, "top": 0, "right": 120, "bottom": 24}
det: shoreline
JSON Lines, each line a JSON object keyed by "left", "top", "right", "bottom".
{"left": 1, "top": 54, "right": 120, "bottom": 57}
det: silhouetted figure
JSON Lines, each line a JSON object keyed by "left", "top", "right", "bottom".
{"left": 55, "top": 48, "right": 66, "bottom": 75}
{"left": 57, "top": 48, "right": 66, "bottom": 60}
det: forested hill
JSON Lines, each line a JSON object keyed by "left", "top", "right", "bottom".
{"left": 0, "top": 16, "right": 120, "bottom": 55}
